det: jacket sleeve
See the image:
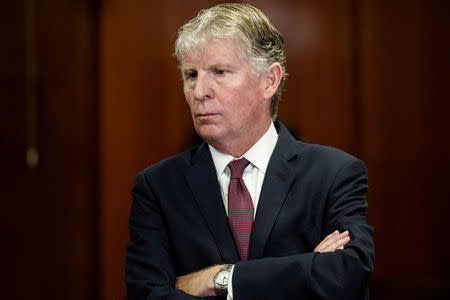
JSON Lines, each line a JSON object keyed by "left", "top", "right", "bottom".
{"left": 232, "top": 159, "right": 374, "bottom": 299}
{"left": 125, "top": 171, "right": 198, "bottom": 300}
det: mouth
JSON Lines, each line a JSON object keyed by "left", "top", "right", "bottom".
{"left": 194, "top": 113, "right": 220, "bottom": 123}
{"left": 195, "top": 113, "right": 218, "bottom": 118}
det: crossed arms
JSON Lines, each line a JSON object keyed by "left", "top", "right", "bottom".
{"left": 126, "top": 156, "right": 374, "bottom": 299}
{"left": 176, "top": 230, "right": 352, "bottom": 297}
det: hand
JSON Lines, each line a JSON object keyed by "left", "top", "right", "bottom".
{"left": 314, "top": 230, "right": 350, "bottom": 253}
{"left": 176, "top": 264, "right": 224, "bottom": 297}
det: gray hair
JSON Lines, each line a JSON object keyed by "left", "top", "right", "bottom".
{"left": 174, "top": 3, "right": 287, "bottom": 118}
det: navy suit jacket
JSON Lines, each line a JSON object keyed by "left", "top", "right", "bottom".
{"left": 126, "top": 121, "right": 374, "bottom": 299}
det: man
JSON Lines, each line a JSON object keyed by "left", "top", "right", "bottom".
{"left": 126, "top": 3, "right": 374, "bottom": 299}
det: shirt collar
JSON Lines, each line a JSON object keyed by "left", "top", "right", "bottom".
{"left": 208, "top": 122, "right": 278, "bottom": 177}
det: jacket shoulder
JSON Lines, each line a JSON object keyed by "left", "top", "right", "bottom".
{"left": 140, "top": 145, "right": 200, "bottom": 177}
{"left": 300, "top": 143, "right": 360, "bottom": 162}
{"left": 289, "top": 141, "right": 367, "bottom": 175}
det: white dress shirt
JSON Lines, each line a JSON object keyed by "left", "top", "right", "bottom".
{"left": 208, "top": 122, "right": 278, "bottom": 299}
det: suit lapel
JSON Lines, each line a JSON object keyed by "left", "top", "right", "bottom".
{"left": 249, "top": 122, "right": 299, "bottom": 259}
{"left": 184, "top": 143, "right": 239, "bottom": 262}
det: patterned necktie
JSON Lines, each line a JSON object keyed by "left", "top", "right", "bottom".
{"left": 227, "top": 158, "right": 254, "bottom": 261}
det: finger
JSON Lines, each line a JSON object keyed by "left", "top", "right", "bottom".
{"left": 316, "top": 230, "right": 347, "bottom": 252}
{"left": 314, "top": 232, "right": 338, "bottom": 252}
{"left": 314, "top": 230, "right": 340, "bottom": 252}
{"left": 315, "top": 231, "right": 349, "bottom": 253}
{"left": 323, "top": 234, "right": 350, "bottom": 252}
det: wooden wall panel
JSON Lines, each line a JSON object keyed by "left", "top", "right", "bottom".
{"left": 360, "top": 0, "right": 450, "bottom": 296}
{"left": 1, "top": 1, "right": 98, "bottom": 299}
{"left": 1, "top": 2, "right": 27, "bottom": 299}
{"left": 32, "top": 1, "right": 99, "bottom": 299}
{"left": 5, "top": 0, "right": 447, "bottom": 298}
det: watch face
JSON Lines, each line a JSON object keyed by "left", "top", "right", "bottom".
{"left": 217, "top": 271, "right": 228, "bottom": 285}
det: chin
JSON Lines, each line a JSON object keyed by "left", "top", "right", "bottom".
{"left": 198, "top": 133, "right": 219, "bottom": 144}
{"left": 195, "top": 123, "right": 220, "bottom": 139}
{"left": 196, "top": 129, "right": 221, "bottom": 144}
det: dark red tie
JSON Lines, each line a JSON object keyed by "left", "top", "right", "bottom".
{"left": 227, "top": 158, "right": 254, "bottom": 261}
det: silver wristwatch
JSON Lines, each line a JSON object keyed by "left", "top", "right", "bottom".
{"left": 214, "top": 264, "right": 233, "bottom": 296}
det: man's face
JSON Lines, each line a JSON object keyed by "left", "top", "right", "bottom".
{"left": 181, "top": 38, "right": 271, "bottom": 154}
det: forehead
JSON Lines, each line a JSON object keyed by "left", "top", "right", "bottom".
{"left": 181, "top": 37, "right": 247, "bottom": 68}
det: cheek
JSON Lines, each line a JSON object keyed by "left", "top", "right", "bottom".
{"left": 183, "top": 89, "right": 194, "bottom": 107}
{"left": 183, "top": 85, "right": 190, "bottom": 100}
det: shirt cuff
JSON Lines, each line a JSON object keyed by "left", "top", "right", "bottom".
{"left": 227, "top": 264, "right": 235, "bottom": 299}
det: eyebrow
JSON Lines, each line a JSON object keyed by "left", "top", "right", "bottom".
{"left": 209, "top": 63, "right": 233, "bottom": 70}
{"left": 180, "top": 65, "right": 195, "bottom": 72}
{"left": 181, "top": 63, "right": 234, "bottom": 72}
{"left": 181, "top": 67, "right": 195, "bottom": 72}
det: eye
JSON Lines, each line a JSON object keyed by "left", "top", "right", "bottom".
{"left": 184, "top": 70, "right": 197, "bottom": 80}
{"left": 214, "top": 68, "right": 227, "bottom": 76}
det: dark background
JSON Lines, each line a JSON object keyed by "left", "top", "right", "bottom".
{"left": 2, "top": 0, "right": 449, "bottom": 299}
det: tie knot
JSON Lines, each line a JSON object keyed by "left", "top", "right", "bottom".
{"left": 228, "top": 158, "right": 250, "bottom": 179}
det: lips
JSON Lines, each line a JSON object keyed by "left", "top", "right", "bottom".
{"left": 196, "top": 113, "right": 218, "bottom": 117}
{"left": 195, "top": 113, "right": 220, "bottom": 124}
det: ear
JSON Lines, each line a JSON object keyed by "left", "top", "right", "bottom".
{"left": 263, "top": 62, "right": 282, "bottom": 100}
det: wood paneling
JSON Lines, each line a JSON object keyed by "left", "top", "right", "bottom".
{"left": 31, "top": 1, "right": 99, "bottom": 299}
{"left": 1, "top": 1, "right": 99, "bottom": 299}
{"left": 3, "top": 0, "right": 449, "bottom": 299}
{"left": 360, "top": 0, "right": 450, "bottom": 295}
{"left": 1, "top": 2, "right": 27, "bottom": 299}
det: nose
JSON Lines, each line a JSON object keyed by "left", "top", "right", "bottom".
{"left": 192, "top": 72, "right": 213, "bottom": 101}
